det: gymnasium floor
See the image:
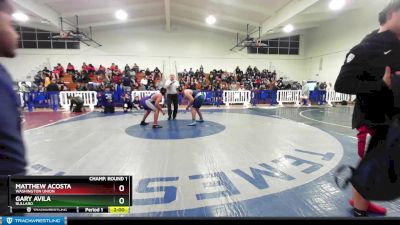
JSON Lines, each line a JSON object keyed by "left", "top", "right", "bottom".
{"left": 22, "top": 106, "right": 400, "bottom": 217}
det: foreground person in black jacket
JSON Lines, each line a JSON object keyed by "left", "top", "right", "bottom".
{"left": 0, "top": 0, "right": 26, "bottom": 215}
{"left": 335, "top": 0, "right": 400, "bottom": 217}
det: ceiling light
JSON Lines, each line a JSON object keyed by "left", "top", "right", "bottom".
{"left": 12, "top": 12, "right": 29, "bottom": 22}
{"left": 206, "top": 15, "right": 216, "bottom": 25}
{"left": 329, "top": 0, "right": 346, "bottom": 11}
{"left": 283, "top": 24, "right": 294, "bottom": 33}
{"left": 40, "top": 19, "right": 50, "bottom": 24}
{"left": 115, "top": 10, "right": 128, "bottom": 21}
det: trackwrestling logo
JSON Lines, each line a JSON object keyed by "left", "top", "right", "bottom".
{"left": 2, "top": 217, "right": 64, "bottom": 225}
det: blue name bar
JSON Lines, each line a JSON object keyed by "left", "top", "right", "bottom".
{"left": 2, "top": 217, "right": 65, "bottom": 225}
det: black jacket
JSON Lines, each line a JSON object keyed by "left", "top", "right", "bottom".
{"left": 335, "top": 30, "right": 400, "bottom": 129}
{"left": 46, "top": 83, "right": 60, "bottom": 92}
{"left": 0, "top": 65, "right": 26, "bottom": 175}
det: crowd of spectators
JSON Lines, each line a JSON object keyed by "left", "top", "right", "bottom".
{"left": 178, "top": 66, "right": 281, "bottom": 92}
{"left": 21, "top": 63, "right": 336, "bottom": 95}
{"left": 28, "top": 62, "right": 163, "bottom": 94}
{"left": 16, "top": 62, "right": 339, "bottom": 112}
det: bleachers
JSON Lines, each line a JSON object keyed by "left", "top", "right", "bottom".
{"left": 60, "top": 71, "right": 148, "bottom": 91}
{"left": 62, "top": 73, "right": 76, "bottom": 91}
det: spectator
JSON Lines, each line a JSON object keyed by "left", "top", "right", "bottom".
{"left": 133, "top": 96, "right": 141, "bottom": 109}
{"left": 88, "top": 64, "right": 96, "bottom": 73}
{"left": 145, "top": 68, "right": 151, "bottom": 76}
{"left": 82, "top": 62, "right": 89, "bottom": 72}
{"left": 148, "top": 74, "right": 155, "bottom": 89}
{"left": 33, "top": 71, "right": 44, "bottom": 86}
{"left": 112, "top": 72, "right": 122, "bottom": 84}
{"left": 44, "top": 75, "right": 51, "bottom": 88}
{"left": 122, "top": 93, "right": 134, "bottom": 113}
{"left": 66, "top": 63, "right": 75, "bottom": 74}
{"left": 56, "top": 63, "right": 64, "bottom": 74}
{"left": 238, "top": 84, "right": 245, "bottom": 91}
{"left": 97, "top": 65, "right": 106, "bottom": 75}
{"left": 140, "top": 76, "right": 148, "bottom": 90}
{"left": 46, "top": 78, "right": 59, "bottom": 92}
{"left": 124, "top": 64, "right": 130, "bottom": 73}
{"left": 318, "top": 82, "right": 328, "bottom": 104}
{"left": 113, "top": 66, "right": 122, "bottom": 75}
{"left": 133, "top": 63, "right": 139, "bottom": 73}
{"left": 42, "top": 66, "right": 51, "bottom": 75}
{"left": 103, "top": 87, "right": 115, "bottom": 114}
{"left": 46, "top": 78, "right": 60, "bottom": 110}
{"left": 96, "top": 74, "right": 104, "bottom": 83}
{"left": 230, "top": 82, "right": 238, "bottom": 91}
{"left": 189, "top": 68, "right": 194, "bottom": 77}
{"left": 114, "top": 82, "right": 123, "bottom": 103}
{"left": 52, "top": 66, "right": 60, "bottom": 80}
{"left": 131, "top": 77, "right": 139, "bottom": 90}
{"left": 30, "top": 82, "right": 39, "bottom": 92}
{"left": 76, "top": 83, "right": 87, "bottom": 91}
{"left": 300, "top": 80, "right": 311, "bottom": 107}
{"left": 59, "top": 83, "right": 69, "bottom": 91}
{"left": 38, "top": 82, "right": 45, "bottom": 92}
{"left": 110, "top": 63, "right": 117, "bottom": 71}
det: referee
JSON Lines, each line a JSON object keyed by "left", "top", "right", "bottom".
{"left": 165, "top": 74, "right": 180, "bottom": 120}
{"left": 335, "top": 0, "right": 400, "bottom": 217}
{"left": 0, "top": 0, "right": 27, "bottom": 215}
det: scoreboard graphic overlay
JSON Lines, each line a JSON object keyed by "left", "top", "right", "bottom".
{"left": 8, "top": 176, "right": 132, "bottom": 214}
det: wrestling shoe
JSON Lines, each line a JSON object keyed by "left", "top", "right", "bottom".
{"left": 153, "top": 125, "right": 163, "bottom": 129}
{"left": 349, "top": 199, "right": 387, "bottom": 215}
{"left": 140, "top": 121, "right": 149, "bottom": 126}
{"left": 188, "top": 122, "right": 197, "bottom": 126}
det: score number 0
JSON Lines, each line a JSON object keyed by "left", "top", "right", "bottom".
{"left": 118, "top": 185, "right": 126, "bottom": 205}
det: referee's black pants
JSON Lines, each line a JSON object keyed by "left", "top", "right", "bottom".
{"left": 167, "top": 94, "right": 178, "bottom": 119}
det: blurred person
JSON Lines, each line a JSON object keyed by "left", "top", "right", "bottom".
{"left": 66, "top": 63, "right": 75, "bottom": 74}
{"left": 102, "top": 87, "right": 115, "bottom": 114}
{"left": 122, "top": 92, "right": 133, "bottom": 113}
{"left": 81, "top": 62, "right": 89, "bottom": 72}
{"left": 0, "top": 0, "right": 27, "bottom": 215}
{"left": 88, "top": 64, "right": 96, "bottom": 73}
{"left": 97, "top": 64, "right": 106, "bottom": 75}
{"left": 334, "top": 0, "right": 400, "bottom": 217}
{"left": 300, "top": 80, "right": 311, "bottom": 107}
{"left": 133, "top": 96, "right": 141, "bottom": 110}
{"left": 68, "top": 95, "right": 86, "bottom": 113}
{"left": 56, "top": 63, "right": 64, "bottom": 75}
{"left": 46, "top": 78, "right": 60, "bottom": 111}
{"left": 122, "top": 74, "right": 132, "bottom": 92}
{"left": 52, "top": 66, "right": 60, "bottom": 80}
{"left": 133, "top": 63, "right": 139, "bottom": 73}
{"left": 124, "top": 64, "right": 131, "bottom": 73}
